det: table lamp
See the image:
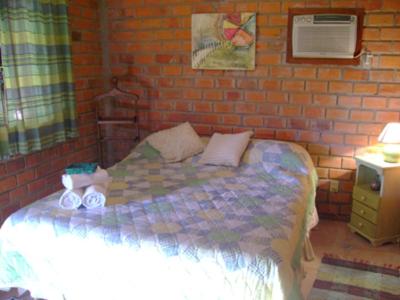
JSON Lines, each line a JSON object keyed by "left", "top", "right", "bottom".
{"left": 378, "top": 122, "right": 400, "bottom": 163}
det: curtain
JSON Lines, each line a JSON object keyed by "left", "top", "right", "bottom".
{"left": 0, "top": 0, "right": 78, "bottom": 160}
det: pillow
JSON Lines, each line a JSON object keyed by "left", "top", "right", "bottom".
{"left": 199, "top": 131, "right": 253, "bottom": 167}
{"left": 146, "top": 122, "right": 204, "bottom": 163}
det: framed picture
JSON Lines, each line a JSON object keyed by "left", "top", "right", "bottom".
{"left": 192, "top": 13, "right": 256, "bottom": 70}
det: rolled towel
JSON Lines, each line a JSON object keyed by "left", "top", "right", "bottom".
{"left": 82, "top": 184, "right": 108, "bottom": 209}
{"left": 62, "top": 168, "right": 109, "bottom": 190}
{"left": 59, "top": 189, "right": 84, "bottom": 209}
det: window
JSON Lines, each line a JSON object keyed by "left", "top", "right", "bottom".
{"left": 0, "top": 0, "right": 78, "bottom": 160}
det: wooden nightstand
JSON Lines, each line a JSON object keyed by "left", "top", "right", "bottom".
{"left": 348, "top": 154, "right": 400, "bottom": 246}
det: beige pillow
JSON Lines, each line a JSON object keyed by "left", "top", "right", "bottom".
{"left": 146, "top": 122, "right": 204, "bottom": 162}
{"left": 199, "top": 131, "right": 253, "bottom": 167}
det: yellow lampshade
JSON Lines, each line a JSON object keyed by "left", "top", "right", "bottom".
{"left": 378, "top": 122, "right": 400, "bottom": 163}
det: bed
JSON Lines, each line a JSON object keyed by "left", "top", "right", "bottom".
{"left": 0, "top": 138, "right": 318, "bottom": 300}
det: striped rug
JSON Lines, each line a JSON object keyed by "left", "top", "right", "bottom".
{"left": 308, "top": 255, "right": 400, "bottom": 299}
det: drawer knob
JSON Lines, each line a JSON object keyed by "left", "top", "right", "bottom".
{"left": 360, "top": 195, "right": 366, "bottom": 201}
{"left": 360, "top": 209, "right": 365, "bottom": 215}
{"left": 358, "top": 222, "right": 363, "bottom": 228}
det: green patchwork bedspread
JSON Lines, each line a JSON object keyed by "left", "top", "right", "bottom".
{"left": 0, "top": 139, "right": 317, "bottom": 300}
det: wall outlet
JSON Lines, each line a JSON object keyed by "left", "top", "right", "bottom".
{"left": 362, "top": 52, "right": 373, "bottom": 68}
{"left": 330, "top": 180, "right": 339, "bottom": 193}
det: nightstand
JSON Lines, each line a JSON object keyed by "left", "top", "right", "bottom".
{"left": 348, "top": 154, "right": 400, "bottom": 246}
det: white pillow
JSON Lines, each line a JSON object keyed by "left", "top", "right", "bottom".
{"left": 199, "top": 131, "right": 253, "bottom": 167}
{"left": 146, "top": 122, "right": 204, "bottom": 163}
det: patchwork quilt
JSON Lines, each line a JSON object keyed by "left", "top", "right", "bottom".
{"left": 0, "top": 139, "right": 318, "bottom": 300}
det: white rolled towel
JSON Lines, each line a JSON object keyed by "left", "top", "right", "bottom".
{"left": 59, "top": 189, "right": 84, "bottom": 209}
{"left": 62, "top": 168, "right": 109, "bottom": 190}
{"left": 82, "top": 184, "right": 108, "bottom": 209}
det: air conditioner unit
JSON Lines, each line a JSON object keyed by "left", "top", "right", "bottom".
{"left": 292, "top": 14, "right": 357, "bottom": 59}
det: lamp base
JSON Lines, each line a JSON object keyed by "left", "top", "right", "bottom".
{"left": 382, "top": 144, "right": 400, "bottom": 163}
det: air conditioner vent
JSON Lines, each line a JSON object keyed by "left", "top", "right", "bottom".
{"left": 314, "top": 14, "right": 353, "bottom": 23}
{"left": 292, "top": 14, "right": 357, "bottom": 59}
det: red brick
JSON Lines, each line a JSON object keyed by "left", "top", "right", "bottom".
{"left": 314, "top": 94, "right": 337, "bottom": 106}
{"left": 290, "top": 93, "right": 311, "bottom": 104}
{"left": 343, "top": 69, "right": 368, "bottom": 81}
{"left": 370, "top": 70, "right": 395, "bottom": 82}
{"left": 319, "top": 156, "right": 342, "bottom": 168}
{"left": 304, "top": 107, "right": 325, "bottom": 118}
{"left": 376, "top": 111, "right": 400, "bottom": 122}
{"left": 321, "top": 133, "right": 344, "bottom": 144}
{"left": 362, "top": 97, "right": 387, "bottom": 109}
{"left": 243, "top": 116, "right": 263, "bottom": 127}
{"left": 195, "top": 78, "right": 214, "bottom": 88}
{"left": 258, "top": 54, "right": 281, "bottom": 65}
{"left": 381, "top": 28, "right": 400, "bottom": 40}
{"left": 194, "top": 102, "right": 212, "bottom": 113}
{"left": 316, "top": 167, "right": 329, "bottom": 179}
{"left": 329, "top": 82, "right": 353, "bottom": 93}
{"left": 203, "top": 90, "right": 223, "bottom": 101}
{"left": 282, "top": 81, "right": 305, "bottom": 92}
{"left": 380, "top": 56, "right": 400, "bottom": 68}
{"left": 368, "top": 14, "right": 394, "bottom": 26}
{"left": 330, "top": 145, "right": 355, "bottom": 157}
{"left": 6, "top": 158, "right": 25, "bottom": 174}
{"left": 17, "top": 169, "right": 36, "bottom": 185}
{"left": 308, "top": 144, "right": 330, "bottom": 155}
{"left": 350, "top": 110, "right": 374, "bottom": 122}
{"left": 326, "top": 108, "right": 349, "bottom": 120}
{"left": 298, "top": 131, "right": 320, "bottom": 142}
{"left": 329, "top": 169, "right": 353, "bottom": 180}
{"left": 354, "top": 83, "right": 378, "bottom": 95}
{"left": 289, "top": 119, "right": 307, "bottom": 130}
{"left": 345, "top": 135, "right": 369, "bottom": 146}
{"left": 163, "top": 65, "right": 182, "bottom": 76}
{"left": 264, "top": 117, "right": 284, "bottom": 128}
{"left": 334, "top": 122, "right": 357, "bottom": 133}
{"left": 245, "top": 91, "right": 265, "bottom": 102}
{"left": 383, "top": 0, "right": 400, "bottom": 10}
{"left": 9, "top": 186, "right": 28, "bottom": 201}
{"left": 217, "top": 79, "right": 234, "bottom": 88}
{"left": 259, "top": 2, "right": 281, "bottom": 13}
{"left": 306, "top": 81, "right": 328, "bottom": 93}
{"left": 280, "top": 105, "right": 302, "bottom": 117}
{"left": 380, "top": 84, "right": 400, "bottom": 95}
{"left": 342, "top": 157, "right": 356, "bottom": 169}
{"left": 254, "top": 128, "right": 275, "bottom": 139}
{"left": 235, "top": 103, "right": 257, "bottom": 114}
{"left": 221, "top": 115, "right": 241, "bottom": 125}
{"left": 237, "top": 80, "right": 257, "bottom": 90}
{"left": 294, "top": 67, "right": 316, "bottom": 79}
{"left": 266, "top": 92, "right": 288, "bottom": 103}
{"left": 276, "top": 130, "right": 296, "bottom": 141}
{"left": 338, "top": 96, "right": 361, "bottom": 108}
{"left": 318, "top": 68, "right": 341, "bottom": 80}
{"left": 226, "top": 91, "right": 242, "bottom": 101}
{"left": 271, "top": 66, "right": 292, "bottom": 78}
{"left": 363, "top": 28, "right": 380, "bottom": 40}
{"left": 358, "top": 123, "right": 384, "bottom": 135}
{"left": 0, "top": 176, "right": 17, "bottom": 193}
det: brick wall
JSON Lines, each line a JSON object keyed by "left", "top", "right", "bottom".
{"left": 106, "top": 0, "right": 400, "bottom": 220}
{"left": 0, "top": 0, "right": 104, "bottom": 224}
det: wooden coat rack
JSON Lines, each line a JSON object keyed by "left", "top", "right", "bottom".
{"left": 94, "top": 77, "right": 139, "bottom": 167}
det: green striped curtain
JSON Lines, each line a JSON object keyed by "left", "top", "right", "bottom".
{"left": 0, "top": 0, "right": 78, "bottom": 160}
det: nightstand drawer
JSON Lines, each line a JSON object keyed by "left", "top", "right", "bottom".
{"left": 350, "top": 213, "right": 377, "bottom": 238}
{"left": 352, "top": 200, "right": 378, "bottom": 224}
{"left": 352, "top": 185, "right": 380, "bottom": 210}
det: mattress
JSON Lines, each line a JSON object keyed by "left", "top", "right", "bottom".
{"left": 0, "top": 139, "right": 318, "bottom": 300}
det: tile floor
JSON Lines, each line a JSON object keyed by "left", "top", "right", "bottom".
{"left": 1, "top": 219, "right": 399, "bottom": 300}
{"left": 301, "top": 219, "right": 400, "bottom": 298}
